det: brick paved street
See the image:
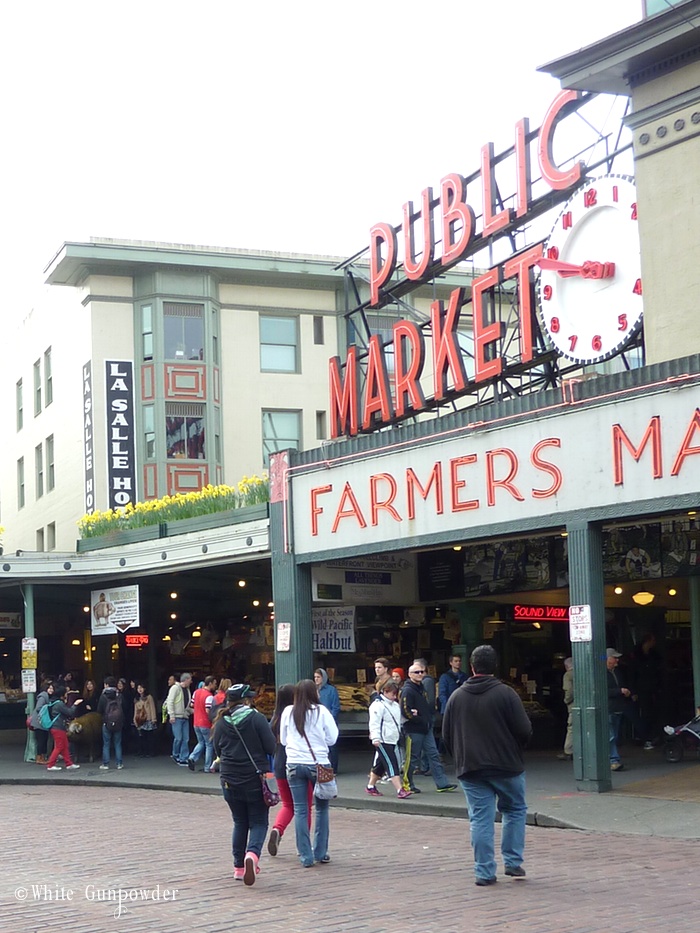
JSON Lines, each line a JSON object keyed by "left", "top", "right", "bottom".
{"left": 1, "top": 785, "right": 698, "bottom": 933}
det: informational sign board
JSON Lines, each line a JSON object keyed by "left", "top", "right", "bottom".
{"left": 91, "top": 586, "right": 140, "bottom": 635}
{"left": 312, "top": 606, "right": 356, "bottom": 652}
{"left": 569, "top": 604, "right": 593, "bottom": 642}
{"left": 21, "top": 637, "right": 38, "bottom": 669}
{"left": 276, "top": 622, "right": 291, "bottom": 652}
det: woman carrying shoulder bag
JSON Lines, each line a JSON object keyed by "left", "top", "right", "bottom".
{"left": 279, "top": 679, "right": 339, "bottom": 868}
{"left": 213, "top": 684, "right": 276, "bottom": 886}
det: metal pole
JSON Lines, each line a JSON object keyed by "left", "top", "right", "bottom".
{"left": 22, "top": 583, "right": 36, "bottom": 762}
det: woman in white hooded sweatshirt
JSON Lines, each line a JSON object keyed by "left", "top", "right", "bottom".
{"left": 280, "top": 679, "right": 338, "bottom": 868}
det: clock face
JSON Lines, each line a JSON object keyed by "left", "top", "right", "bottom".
{"left": 537, "top": 174, "right": 643, "bottom": 365}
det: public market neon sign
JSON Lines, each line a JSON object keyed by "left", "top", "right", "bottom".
{"left": 329, "top": 90, "right": 586, "bottom": 439}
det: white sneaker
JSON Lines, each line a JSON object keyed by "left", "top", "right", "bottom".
{"left": 99, "top": 765, "right": 109, "bottom": 770}
{"left": 117, "top": 764, "right": 124, "bottom": 770}
{"left": 47, "top": 765, "right": 62, "bottom": 771}
{"left": 66, "top": 764, "right": 80, "bottom": 770}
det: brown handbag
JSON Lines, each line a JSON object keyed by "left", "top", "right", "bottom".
{"left": 304, "top": 735, "right": 335, "bottom": 783}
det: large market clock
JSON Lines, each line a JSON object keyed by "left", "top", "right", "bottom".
{"left": 537, "top": 174, "right": 643, "bottom": 365}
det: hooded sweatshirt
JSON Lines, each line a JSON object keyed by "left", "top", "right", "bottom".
{"left": 442, "top": 675, "right": 532, "bottom": 778}
{"left": 316, "top": 669, "right": 341, "bottom": 721}
{"left": 213, "top": 704, "right": 276, "bottom": 786}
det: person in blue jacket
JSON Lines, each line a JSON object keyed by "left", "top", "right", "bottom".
{"left": 314, "top": 668, "right": 340, "bottom": 772}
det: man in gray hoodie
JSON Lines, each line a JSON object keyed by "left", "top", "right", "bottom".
{"left": 442, "top": 645, "right": 532, "bottom": 887}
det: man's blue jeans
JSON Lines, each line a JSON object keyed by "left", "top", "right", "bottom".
{"left": 287, "top": 763, "right": 330, "bottom": 867}
{"left": 407, "top": 730, "right": 450, "bottom": 789}
{"left": 171, "top": 718, "right": 189, "bottom": 763}
{"left": 609, "top": 713, "right": 622, "bottom": 763}
{"left": 459, "top": 772, "right": 527, "bottom": 881}
{"left": 191, "top": 725, "right": 214, "bottom": 771}
{"left": 102, "top": 725, "right": 123, "bottom": 767}
{"left": 222, "top": 777, "right": 269, "bottom": 866}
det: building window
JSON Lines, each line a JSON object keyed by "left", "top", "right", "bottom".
{"left": 17, "top": 458, "right": 25, "bottom": 509}
{"left": 142, "top": 305, "right": 153, "bottom": 361}
{"left": 316, "top": 410, "right": 327, "bottom": 441}
{"left": 212, "top": 308, "right": 219, "bottom": 365}
{"left": 16, "top": 379, "right": 23, "bottom": 431}
{"left": 164, "top": 302, "right": 205, "bottom": 361}
{"left": 35, "top": 443, "right": 44, "bottom": 499}
{"left": 47, "top": 522, "right": 56, "bottom": 551}
{"left": 143, "top": 406, "right": 155, "bottom": 459}
{"left": 166, "top": 402, "right": 205, "bottom": 459}
{"left": 313, "top": 315, "right": 325, "bottom": 345}
{"left": 46, "top": 435, "right": 55, "bottom": 491}
{"left": 260, "top": 316, "right": 298, "bottom": 373}
{"left": 44, "top": 347, "right": 53, "bottom": 406}
{"left": 36, "top": 528, "right": 45, "bottom": 551}
{"left": 262, "top": 410, "right": 301, "bottom": 466}
{"left": 33, "top": 359, "right": 41, "bottom": 416}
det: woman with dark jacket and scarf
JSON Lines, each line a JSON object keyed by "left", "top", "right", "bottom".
{"left": 46, "top": 685, "right": 83, "bottom": 771}
{"left": 213, "top": 684, "right": 276, "bottom": 886}
{"left": 30, "top": 680, "right": 54, "bottom": 764}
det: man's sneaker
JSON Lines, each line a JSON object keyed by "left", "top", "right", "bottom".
{"left": 66, "top": 764, "right": 80, "bottom": 770}
{"left": 397, "top": 788, "right": 413, "bottom": 799}
{"left": 47, "top": 765, "right": 62, "bottom": 771}
{"left": 243, "top": 852, "right": 259, "bottom": 886}
{"left": 611, "top": 762, "right": 625, "bottom": 771}
{"left": 117, "top": 764, "right": 124, "bottom": 770}
{"left": 267, "top": 828, "right": 281, "bottom": 857}
{"left": 436, "top": 783, "right": 458, "bottom": 792}
{"left": 505, "top": 865, "right": 527, "bottom": 878}
{"left": 233, "top": 867, "right": 245, "bottom": 881}
{"left": 187, "top": 758, "right": 195, "bottom": 771}
{"left": 475, "top": 877, "right": 497, "bottom": 886}
{"left": 408, "top": 786, "right": 421, "bottom": 794}
{"left": 177, "top": 761, "right": 189, "bottom": 767}
{"left": 99, "top": 765, "right": 109, "bottom": 770}
{"left": 365, "top": 785, "right": 382, "bottom": 796}
{"left": 643, "top": 741, "right": 654, "bottom": 750}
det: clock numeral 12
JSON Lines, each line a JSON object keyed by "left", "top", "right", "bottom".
{"left": 583, "top": 188, "right": 597, "bottom": 208}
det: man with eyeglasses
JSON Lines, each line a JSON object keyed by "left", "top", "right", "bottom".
{"left": 442, "top": 645, "right": 532, "bottom": 887}
{"left": 400, "top": 665, "right": 457, "bottom": 794}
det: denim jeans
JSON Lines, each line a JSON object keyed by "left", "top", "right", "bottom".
{"left": 459, "top": 772, "right": 527, "bottom": 881}
{"left": 221, "top": 777, "right": 270, "bottom": 867}
{"left": 287, "top": 762, "right": 330, "bottom": 867}
{"left": 191, "top": 725, "right": 214, "bottom": 770}
{"left": 102, "top": 725, "right": 123, "bottom": 767}
{"left": 407, "top": 729, "right": 450, "bottom": 788}
{"left": 171, "top": 718, "right": 189, "bottom": 763}
{"left": 609, "top": 713, "right": 622, "bottom": 763}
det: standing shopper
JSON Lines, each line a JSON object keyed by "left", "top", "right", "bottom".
{"left": 45, "top": 685, "right": 83, "bottom": 771}
{"left": 267, "top": 684, "right": 312, "bottom": 858}
{"left": 314, "top": 669, "right": 341, "bottom": 772}
{"left": 167, "top": 672, "right": 193, "bottom": 765}
{"left": 365, "top": 680, "right": 412, "bottom": 798}
{"left": 280, "top": 679, "right": 339, "bottom": 868}
{"left": 401, "top": 664, "right": 457, "bottom": 793}
{"left": 30, "top": 680, "right": 54, "bottom": 764}
{"left": 213, "top": 684, "right": 276, "bottom": 886}
{"left": 442, "top": 645, "right": 532, "bottom": 887}
{"left": 188, "top": 675, "right": 218, "bottom": 772}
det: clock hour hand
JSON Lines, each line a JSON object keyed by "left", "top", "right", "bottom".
{"left": 537, "top": 257, "right": 615, "bottom": 279}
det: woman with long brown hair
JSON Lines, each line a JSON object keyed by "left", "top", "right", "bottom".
{"left": 279, "top": 679, "right": 338, "bottom": 867}
{"left": 267, "top": 684, "right": 312, "bottom": 858}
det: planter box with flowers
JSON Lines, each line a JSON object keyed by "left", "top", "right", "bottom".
{"left": 76, "top": 477, "right": 270, "bottom": 552}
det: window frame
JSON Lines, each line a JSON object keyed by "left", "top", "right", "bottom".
{"left": 260, "top": 315, "right": 300, "bottom": 373}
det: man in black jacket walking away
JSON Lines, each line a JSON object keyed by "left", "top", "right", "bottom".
{"left": 442, "top": 645, "right": 532, "bottom": 887}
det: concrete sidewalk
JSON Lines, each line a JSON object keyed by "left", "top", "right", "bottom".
{"left": 2, "top": 730, "right": 700, "bottom": 839}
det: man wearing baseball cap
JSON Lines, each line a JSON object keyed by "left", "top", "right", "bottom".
{"left": 606, "top": 648, "right": 643, "bottom": 772}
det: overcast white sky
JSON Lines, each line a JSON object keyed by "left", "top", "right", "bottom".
{"left": 1, "top": 1, "right": 642, "bottom": 311}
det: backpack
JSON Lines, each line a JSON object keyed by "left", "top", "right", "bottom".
{"left": 38, "top": 699, "right": 60, "bottom": 731}
{"left": 104, "top": 696, "right": 124, "bottom": 733}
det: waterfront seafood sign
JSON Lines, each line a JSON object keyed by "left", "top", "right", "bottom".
{"left": 291, "top": 384, "right": 700, "bottom": 556}
{"left": 312, "top": 606, "right": 356, "bottom": 653}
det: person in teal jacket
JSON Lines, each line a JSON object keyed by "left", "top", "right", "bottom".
{"left": 314, "top": 669, "right": 340, "bottom": 772}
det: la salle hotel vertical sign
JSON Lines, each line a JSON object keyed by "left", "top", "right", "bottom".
{"left": 105, "top": 361, "right": 137, "bottom": 510}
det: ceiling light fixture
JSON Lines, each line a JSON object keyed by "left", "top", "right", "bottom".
{"left": 614, "top": 586, "right": 623, "bottom": 595}
{"left": 170, "top": 592, "right": 178, "bottom": 599}
{"left": 668, "top": 588, "right": 677, "bottom": 597}
{"left": 71, "top": 639, "right": 80, "bottom": 646}
{"left": 191, "top": 629, "right": 201, "bottom": 638}
{"left": 632, "top": 591, "right": 655, "bottom": 606}
{"left": 238, "top": 580, "right": 246, "bottom": 588}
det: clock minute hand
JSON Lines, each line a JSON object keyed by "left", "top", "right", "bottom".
{"left": 537, "top": 257, "right": 615, "bottom": 279}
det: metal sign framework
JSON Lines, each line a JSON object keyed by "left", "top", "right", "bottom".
{"left": 334, "top": 93, "right": 642, "bottom": 433}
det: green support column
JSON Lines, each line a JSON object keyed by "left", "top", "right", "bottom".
{"left": 270, "top": 498, "right": 314, "bottom": 688}
{"left": 567, "top": 522, "right": 612, "bottom": 793}
{"left": 23, "top": 583, "right": 37, "bottom": 763}
{"left": 690, "top": 577, "right": 700, "bottom": 711}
